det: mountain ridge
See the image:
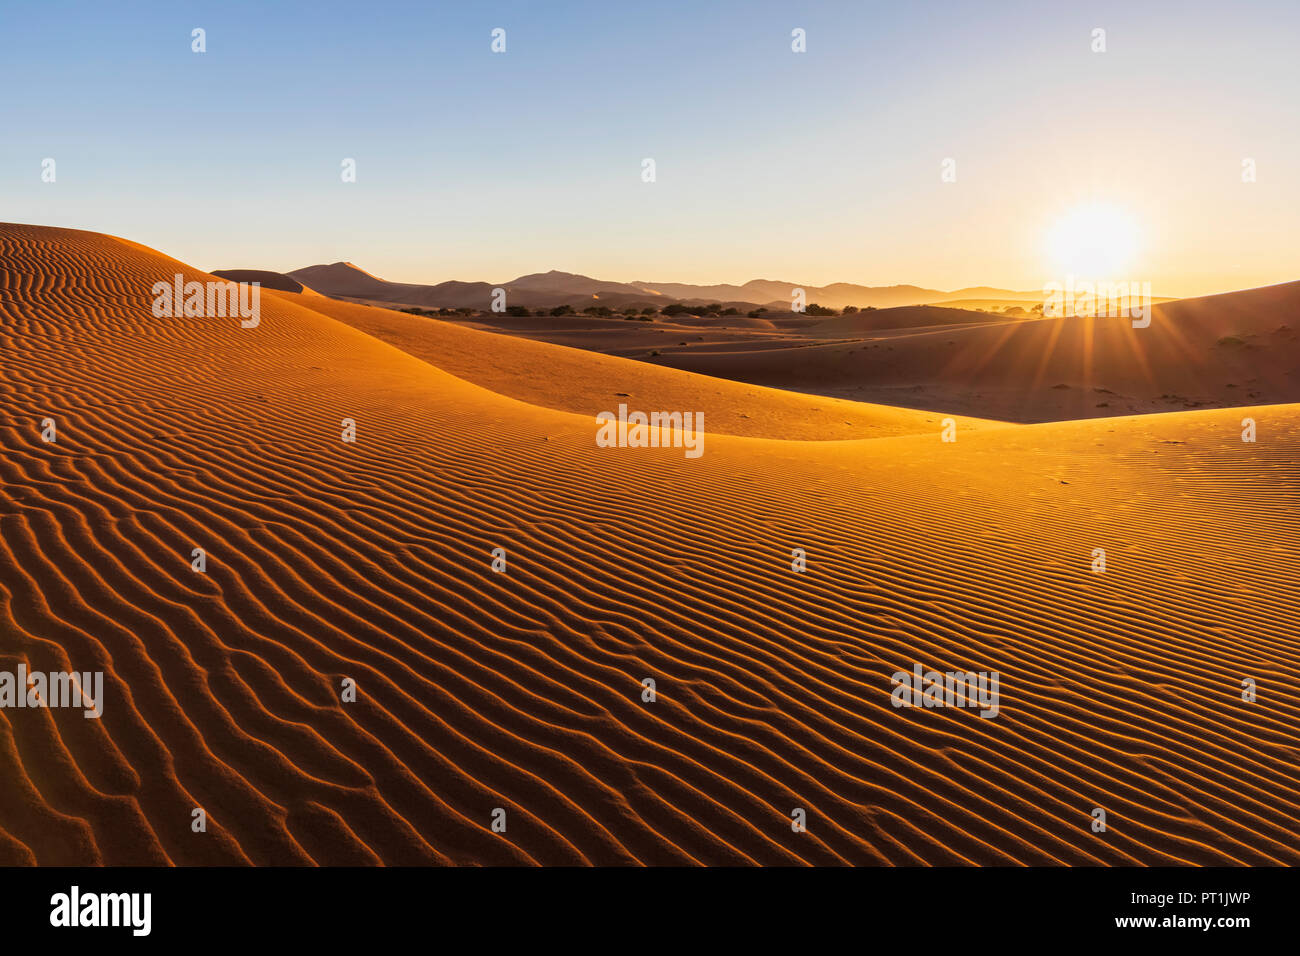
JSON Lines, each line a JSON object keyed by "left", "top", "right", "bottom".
{"left": 283, "top": 261, "right": 1052, "bottom": 311}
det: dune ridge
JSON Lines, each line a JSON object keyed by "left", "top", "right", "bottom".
{"left": 1, "top": 223, "right": 1299, "bottom": 866}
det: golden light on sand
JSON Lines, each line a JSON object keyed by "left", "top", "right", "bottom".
{"left": 4, "top": 220, "right": 1300, "bottom": 872}
{"left": 1046, "top": 202, "right": 1140, "bottom": 279}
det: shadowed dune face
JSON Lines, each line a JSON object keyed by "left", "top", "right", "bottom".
{"left": 210, "top": 270, "right": 312, "bottom": 295}
{"left": 803, "top": 305, "right": 1031, "bottom": 335}
{"left": 642, "top": 283, "right": 1300, "bottom": 423}
{"left": 2, "top": 223, "right": 1300, "bottom": 866}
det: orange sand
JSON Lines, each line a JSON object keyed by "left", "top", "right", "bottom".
{"left": 1, "top": 223, "right": 1297, "bottom": 865}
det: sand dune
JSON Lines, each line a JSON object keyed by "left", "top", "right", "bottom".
{"left": 647, "top": 282, "right": 1300, "bottom": 422}
{"left": 804, "top": 305, "right": 1023, "bottom": 335}
{"left": 2, "top": 223, "right": 1298, "bottom": 866}
{"left": 210, "top": 269, "right": 319, "bottom": 295}
{"left": 288, "top": 293, "right": 998, "bottom": 441}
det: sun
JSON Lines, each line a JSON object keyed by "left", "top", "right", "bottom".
{"left": 1046, "top": 202, "right": 1140, "bottom": 279}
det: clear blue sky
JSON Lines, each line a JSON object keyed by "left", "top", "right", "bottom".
{"left": 1, "top": 0, "right": 1295, "bottom": 295}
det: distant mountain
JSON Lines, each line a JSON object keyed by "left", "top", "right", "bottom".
{"left": 284, "top": 262, "right": 1052, "bottom": 312}
{"left": 632, "top": 279, "right": 1045, "bottom": 310}
{"left": 937, "top": 286, "right": 1046, "bottom": 302}
{"left": 505, "top": 270, "right": 650, "bottom": 297}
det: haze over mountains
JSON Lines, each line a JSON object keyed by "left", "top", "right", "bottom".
{"left": 282, "top": 261, "right": 1047, "bottom": 312}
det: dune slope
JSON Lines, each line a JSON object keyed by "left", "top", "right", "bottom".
{"left": 1, "top": 223, "right": 1298, "bottom": 866}
{"left": 283, "top": 292, "right": 999, "bottom": 441}
{"left": 649, "top": 282, "right": 1300, "bottom": 422}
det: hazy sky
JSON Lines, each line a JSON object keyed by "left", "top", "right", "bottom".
{"left": 1, "top": 0, "right": 1295, "bottom": 296}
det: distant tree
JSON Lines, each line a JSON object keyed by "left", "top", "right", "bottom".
{"left": 455, "top": 307, "right": 477, "bottom": 316}
{"left": 663, "top": 303, "right": 690, "bottom": 316}
{"left": 505, "top": 305, "right": 531, "bottom": 317}
{"left": 843, "top": 305, "right": 859, "bottom": 314}
{"left": 806, "top": 303, "right": 837, "bottom": 316}
{"left": 641, "top": 306, "right": 658, "bottom": 316}
{"left": 721, "top": 307, "right": 740, "bottom": 315}
{"left": 550, "top": 304, "right": 575, "bottom": 316}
